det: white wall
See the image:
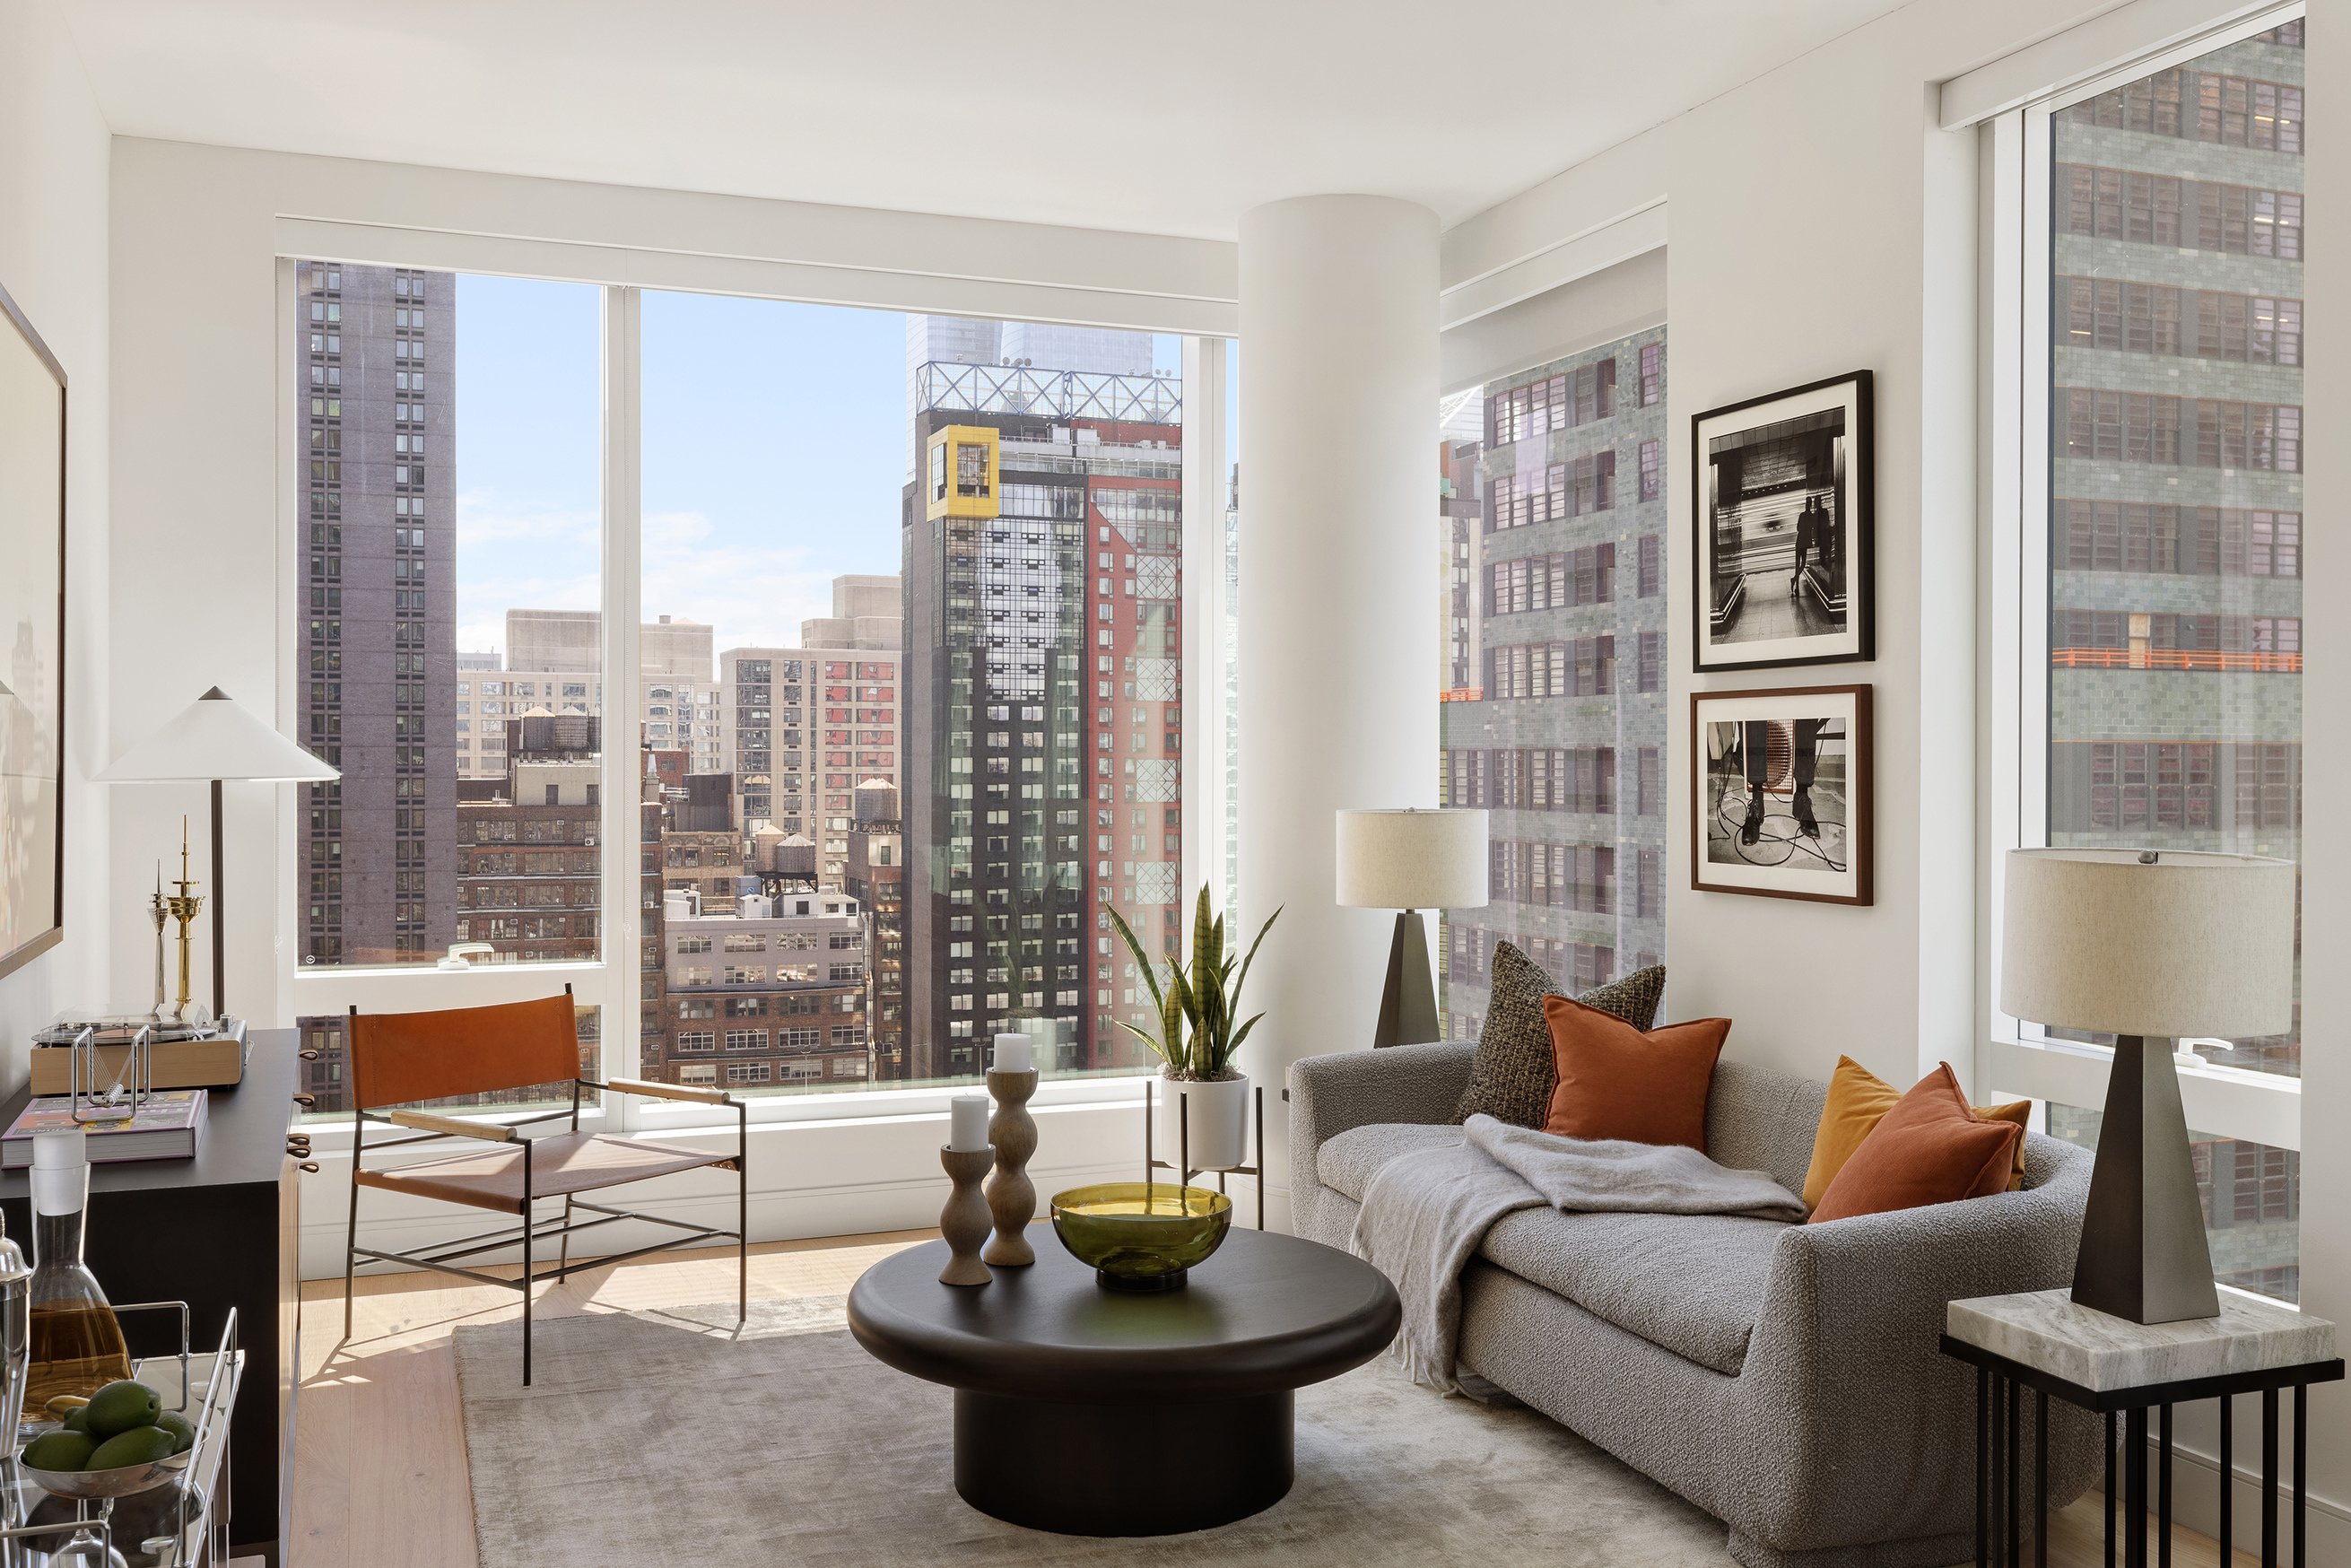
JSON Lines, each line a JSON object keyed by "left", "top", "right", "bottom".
{"left": 0, "top": 0, "right": 110, "bottom": 1085}
{"left": 1445, "top": 13, "right": 1995, "bottom": 1102}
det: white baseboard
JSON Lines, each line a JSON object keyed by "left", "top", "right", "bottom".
{"left": 2134, "top": 1426, "right": 2349, "bottom": 1560}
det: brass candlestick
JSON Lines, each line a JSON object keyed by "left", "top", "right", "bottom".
{"left": 166, "top": 817, "right": 205, "bottom": 1024}
{"left": 148, "top": 859, "right": 168, "bottom": 1019}
{"left": 982, "top": 1068, "right": 1040, "bottom": 1266}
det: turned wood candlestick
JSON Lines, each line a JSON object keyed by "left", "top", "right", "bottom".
{"left": 982, "top": 1068, "right": 1040, "bottom": 1266}
{"left": 938, "top": 1145, "right": 995, "bottom": 1285}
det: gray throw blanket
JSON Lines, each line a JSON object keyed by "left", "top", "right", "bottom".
{"left": 1350, "top": 1114, "right": 1807, "bottom": 1392}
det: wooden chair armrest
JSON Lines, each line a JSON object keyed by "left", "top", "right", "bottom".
{"left": 383, "top": 1110, "right": 518, "bottom": 1143}
{"left": 605, "top": 1077, "right": 732, "bottom": 1107}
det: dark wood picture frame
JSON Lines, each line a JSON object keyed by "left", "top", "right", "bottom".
{"left": 1689, "top": 684, "right": 1872, "bottom": 906}
{"left": 0, "top": 279, "right": 67, "bottom": 982}
{"left": 1690, "top": 370, "right": 1874, "bottom": 673}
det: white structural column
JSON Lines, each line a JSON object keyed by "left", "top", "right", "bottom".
{"left": 1237, "top": 196, "right": 1440, "bottom": 1232}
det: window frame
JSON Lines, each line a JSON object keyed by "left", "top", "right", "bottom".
{"left": 277, "top": 258, "right": 1230, "bottom": 1139}
{"left": 1975, "top": 5, "right": 2304, "bottom": 1159}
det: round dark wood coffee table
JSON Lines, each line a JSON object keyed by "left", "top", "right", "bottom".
{"left": 847, "top": 1225, "right": 1400, "bottom": 1537}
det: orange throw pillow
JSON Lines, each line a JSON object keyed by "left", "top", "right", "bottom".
{"left": 1809, "top": 1063, "right": 2022, "bottom": 1224}
{"left": 1801, "top": 1057, "right": 2032, "bottom": 1208}
{"left": 1540, "top": 994, "right": 1731, "bottom": 1152}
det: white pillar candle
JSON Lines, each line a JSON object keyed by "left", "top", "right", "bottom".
{"left": 949, "top": 1094, "right": 990, "bottom": 1153}
{"left": 992, "top": 1033, "right": 1032, "bottom": 1074}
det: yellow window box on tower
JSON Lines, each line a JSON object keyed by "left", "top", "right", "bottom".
{"left": 926, "top": 425, "right": 1000, "bottom": 521}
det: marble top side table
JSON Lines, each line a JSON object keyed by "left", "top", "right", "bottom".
{"left": 1941, "top": 1287, "right": 2342, "bottom": 1568}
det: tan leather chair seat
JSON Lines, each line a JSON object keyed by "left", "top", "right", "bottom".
{"left": 356, "top": 1130, "right": 733, "bottom": 1214}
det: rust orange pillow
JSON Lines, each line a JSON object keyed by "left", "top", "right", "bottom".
{"left": 1808, "top": 1063, "right": 2022, "bottom": 1224}
{"left": 1540, "top": 994, "right": 1731, "bottom": 1151}
{"left": 1801, "top": 1057, "right": 2031, "bottom": 1210}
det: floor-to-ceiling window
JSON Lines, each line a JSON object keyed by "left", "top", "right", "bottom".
{"left": 2032, "top": 16, "right": 2304, "bottom": 1300}
{"left": 292, "top": 266, "right": 605, "bottom": 1112}
{"left": 1438, "top": 328, "right": 1669, "bottom": 1026}
{"left": 291, "top": 274, "right": 1220, "bottom": 1111}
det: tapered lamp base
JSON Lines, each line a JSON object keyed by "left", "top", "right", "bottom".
{"left": 2070, "top": 1034, "right": 2221, "bottom": 1325}
{"left": 1371, "top": 910, "right": 1438, "bottom": 1050}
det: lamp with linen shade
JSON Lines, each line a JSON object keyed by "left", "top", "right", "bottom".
{"left": 2000, "top": 847, "right": 2295, "bottom": 1325}
{"left": 1336, "top": 808, "right": 1488, "bottom": 1050}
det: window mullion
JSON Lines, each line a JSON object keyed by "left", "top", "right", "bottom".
{"left": 603, "top": 285, "right": 645, "bottom": 1128}
{"left": 1180, "top": 337, "right": 1228, "bottom": 926}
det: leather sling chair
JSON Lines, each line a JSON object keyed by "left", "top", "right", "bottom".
{"left": 341, "top": 990, "right": 747, "bottom": 1383}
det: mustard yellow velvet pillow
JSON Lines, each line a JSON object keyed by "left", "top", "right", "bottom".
{"left": 1801, "top": 1055, "right": 2029, "bottom": 1211}
{"left": 1809, "top": 1065, "right": 2022, "bottom": 1224}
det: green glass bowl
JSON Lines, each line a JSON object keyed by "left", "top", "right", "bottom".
{"left": 1050, "top": 1183, "right": 1232, "bottom": 1292}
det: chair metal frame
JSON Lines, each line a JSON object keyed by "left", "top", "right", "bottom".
{"left": 340, "top": 995, "right": 749, "bottom": 1384}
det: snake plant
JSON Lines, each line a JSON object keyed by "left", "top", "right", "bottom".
{"left": 1107, "top": 883, "right": 1281, "bottom": 1081}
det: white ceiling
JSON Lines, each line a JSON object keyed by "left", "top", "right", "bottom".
{"left": 60, "top": 0, "right": 1916, "bottom": 241}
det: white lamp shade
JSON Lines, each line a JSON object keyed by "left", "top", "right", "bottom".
{"left": 1336, "top": 808, "right": 1489, "bottom": 910}
{"left": 2000, "top": 848, "right": 2295, "bottom": 1039}
{"left": 98, "top": 688, "right": 341, "bottom": 783}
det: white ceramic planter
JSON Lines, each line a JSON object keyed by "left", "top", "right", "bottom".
{"left": 1154, "top": 1073, "right": 1252, "bottom": 1172}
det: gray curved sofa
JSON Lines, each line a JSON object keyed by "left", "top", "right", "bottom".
{"left": 1287, "top": 1041, "right": 2104, "bottom": 1568}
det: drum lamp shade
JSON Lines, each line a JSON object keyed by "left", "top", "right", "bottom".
{"left": 1335, "top": 808, "right": 1489, "bottom": 910}
{"left": 1999, "top": 848, "right": 2295, "bottom": 1040}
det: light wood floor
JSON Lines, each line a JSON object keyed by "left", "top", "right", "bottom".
{"left": 292, "top": 1232, "right": 2260, "bottom": 1568}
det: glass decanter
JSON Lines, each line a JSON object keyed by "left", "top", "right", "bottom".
{"left": 22, "top": 1133, "right": 130, "bottom": 1424}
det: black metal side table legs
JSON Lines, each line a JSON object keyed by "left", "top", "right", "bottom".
{"left": 1968, "top": 1363, "right": 2326, "bottom": 1568}
{"left": 1973, "top": 1364, "right": 2051, "bottom": 1568}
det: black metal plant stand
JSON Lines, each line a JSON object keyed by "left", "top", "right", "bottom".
{"left": 1939, "top": 1334, "right": 2342, "bottom": 1568}
{"left": 1143, "top": 1079, "right": 1267, "bottom": 1231}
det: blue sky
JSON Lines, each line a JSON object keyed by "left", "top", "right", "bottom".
{"left": 451, "top": 277, "right": 1216, "bottom": 665}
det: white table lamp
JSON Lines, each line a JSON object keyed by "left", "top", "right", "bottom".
{"left": 1336, "top": 807, "right": 1488, "bottom": 1050}
{"left": 100, "top": 687, "right": 341, "bottom": 1019}
{"left": 2000, "top": 848, "right": 2295, "bottom": 1325}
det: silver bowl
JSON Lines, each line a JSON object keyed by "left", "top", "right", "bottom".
{"left": 20, "top": 1447, "right": 192, "bottom": 1499}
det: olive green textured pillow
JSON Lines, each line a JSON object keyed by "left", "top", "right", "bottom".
{"left": 1449, "top": 946, "right": 1667, "bottom": 1128}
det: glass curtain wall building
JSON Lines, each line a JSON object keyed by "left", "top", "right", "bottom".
{"left": 1439, "top": 327, "right": 1669, "bottom": 1026}
{"left": 901, "top": 332, "right": 1187, "bottom": 1080}
{"left": 2042, "top": 19, "right": 2304, "bottom": 1299}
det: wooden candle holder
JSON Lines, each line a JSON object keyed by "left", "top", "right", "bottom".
{"left": 982, "top": 1068, "right": 1040, "bottom": 1266}
{"left": 938, "top": 1145, "right": 995, "bottom": 1285}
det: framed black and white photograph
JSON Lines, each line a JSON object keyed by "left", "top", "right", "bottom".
{"left": 1690, "top": 685, "right": 1871, "bottom": 906}
{"left": 0, "top": 278, "right": 66, "bottom": 981}
{"left": 1691, "top": 370, "right": 1872, "bottom": 672}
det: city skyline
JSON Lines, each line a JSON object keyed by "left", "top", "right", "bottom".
{"left": 446, "top": 283, "right": 1189, "bottom": 658}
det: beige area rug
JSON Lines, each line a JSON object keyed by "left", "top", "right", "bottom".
{"left": 451, "top": 1295, "right": 1737, "bottom": 1567}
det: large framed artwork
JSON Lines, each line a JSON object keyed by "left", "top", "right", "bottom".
{"left": 0, "top": 280, "right": 66, "bottom": 982}
{"left": 1692, "top": 370, "right": 1872, "bottom": 672}
{"left": 1691, "top": 685, "right": 1871, "bottom": 906}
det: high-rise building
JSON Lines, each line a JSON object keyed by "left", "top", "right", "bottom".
{"left": 293, "top": 259, "right": 457, "bottom": 965}
{"left": 457, "top": 669, "right": 602, "bottom": 780}
{"left": 901, "top": 337, "right": 1185, "bottom": 1081}
{"left": 903, "top": 317, "right": 1150, "bottom": 477}
{"left": 655, "top": 891, "right": 873, "bottom": 1090}
{"left": 844, "top": 781, "right": 907, "bottom": 1077}
{"left": 2043, "top": 22, "right": 2305, "bottom": 1298}
{"left": 1437, "top": 327, "right": 1671, "bottom": 1029}
{"left": 453, "top": 713, "right": 604, "bottom": 965}
{"left": 718, "top": 573, "right": 904, "bottom": 849}
{"left": 494, "top": 609, "right": 722, "bottom": 771}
